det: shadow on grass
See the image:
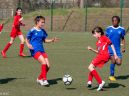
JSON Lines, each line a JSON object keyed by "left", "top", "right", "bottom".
{"left": 66, "top": 87, "right": 77, "bottom": 90}
{"left": 0, "top": 55, "right": 32, "bottom": 58}
{"left": 89, "top": 82, "right": 126, "bottom": 90}
{"left": 116, "top": 75, "right": 129, "bottom": 80}
{"left": 19, "top": 55, "right": 32, "bottom": 58}
{"left": 0, "top": 78, "right": 25, "bottom": 84}
{"left": 104, "top": 83, "right": 126, "bottom": 88}
{"left": 48, "top": 78, "right": 62, "bottom": 85}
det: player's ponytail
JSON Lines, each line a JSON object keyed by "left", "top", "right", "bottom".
{"left": 92, "top": 26, "right": 104, "bottom": 35}
{"left": 34, "top": 16, "right": 45, "bottom": 25}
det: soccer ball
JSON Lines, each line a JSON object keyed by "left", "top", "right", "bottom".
{"left": 62, "top": 74, "right": 73, "bottom": 85}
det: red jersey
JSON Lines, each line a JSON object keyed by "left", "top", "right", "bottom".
{"left": 12, "top": 15, "right": 22, "bottom": 29}
{"left": 91, "top": 35, "right": 112, "bottom": 68}
{"left": 96, "top": 35, "right": 111, "bottom": 55}
{"left": 0, "top": 24, "right": 3, "bottom": 32}
{"left": 10, "top": 15, "right": 24, "bottom": 38}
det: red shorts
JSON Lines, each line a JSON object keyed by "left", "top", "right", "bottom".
{"left": 33, "top": 51, "right": 48, "bottom": 60}
{"left": 10, "top": 28, "right": 22, "bottom": 38}
{"left": 91, "top": 54, "right": 109, "bottom": 68}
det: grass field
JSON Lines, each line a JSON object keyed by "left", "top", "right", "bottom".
{"left": 0, "top": 31, "right": 129, "bottom": 96}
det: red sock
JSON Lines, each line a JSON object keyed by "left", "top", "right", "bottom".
{"left": 3, "top": 43, "right": 12, "bottom": 52}
{"left": 91, "top": 70, "right": 102, "bottom": 84}
{"left": 19, "top": 44, "right": 24, "bottom": 54}
{"left": 88, "top": 72, "right": 93, "bottom": 82}
{"left": 46, "top": 66, "right": 49, "bottom": 73}
{"left": 38, "top": 64, "right": 47, "bottom": 80}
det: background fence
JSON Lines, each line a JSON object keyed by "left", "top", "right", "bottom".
{"left": 0, "top": 0, "right": 129, "bottom": 32}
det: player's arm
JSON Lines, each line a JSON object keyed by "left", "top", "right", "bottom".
{"left": 121, "top": 37, "right": 125, "bottom": 53}
{"left": 26, "top": 31, "right": 33, "bottom": 49}
{"left": 87, "top": 46, "right": 98, "bottom": 54}
{"left": 110, "top": 44, "right": 118, "bottom": 60}
{"left": 19, "top": 17, "right": 25, "bottom": 26}
{"left": 25, "top": 38, "right": 33, "bottom": 49}
{"left": 44, "top": 37, "right": 59, "bottom": 43}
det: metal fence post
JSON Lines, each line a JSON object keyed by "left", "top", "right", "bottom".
{"left": 120, "top": 0, "right": 124, "bottom": 26}
{"left": 85, "top": 0, "right": 88, "bottom": 32}
{"left": 51, "top": 0, "right": 54, "bottom": 32}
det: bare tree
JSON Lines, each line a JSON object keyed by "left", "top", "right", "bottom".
{"left": 80, "top": 0, "right": 85, "bottom": 8}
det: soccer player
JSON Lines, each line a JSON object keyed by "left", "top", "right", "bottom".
{"left": 26, "top": 16, "right": 58, "bottom": 86}
{"left": 0, "top": 23, "right": 4, "bottom": 33}
{"left": 1, "top": 7, "right": 26, "bottom": 58}
{"left": 106, "top": 16, "right": 126, "bottom": 81}
{"left": 87, "top": 26, "right": 118, "bottom": 91}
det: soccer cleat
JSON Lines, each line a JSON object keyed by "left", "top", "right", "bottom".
{"left": 87, "top": 84, "right": 92, "bottom": 89}
{"left": 37, "top": 79, "right": 49, "bottom": 86}
{"left": 109, "top": 76, "right": 116, "bottom": 81}
{"left": 1, "top": 51, "right": 6, "bottom": 58}
{"left": 43, "top": 80, "right": 49, "bottom": 86}
{"left": 87, "top": 81, "right": 92, "bottom": 89}
{"left": 19, "top": 53, "right": 26, "bottom": 57}
{"left": 37, "top": 79, "right": 44, "bottom": 86}
{"left": 97, "top": 81, "right": 105, "bottom": 91}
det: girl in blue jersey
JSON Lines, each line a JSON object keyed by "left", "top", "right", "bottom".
{"left": 106, "top": 16, "right": 126, "bottom": 81}
{"left": 26, "top": 16, "right": 58, "bottom": 86}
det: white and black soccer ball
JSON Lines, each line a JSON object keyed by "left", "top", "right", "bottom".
{"left": 62, "top": 74, "right": 73, "bottom": 85}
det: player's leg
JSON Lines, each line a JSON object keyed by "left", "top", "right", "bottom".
{"left": 18, "top": 34, "right": 26, "bottom": 56}
{"left": 88, "top": 64, "right": 105, "bottom": 91}
{"left": 42, "top": 53, "right": 50, "bottom": 72}
{"left": 109, "top": 55, "right": 122, "bottom": 81}
{"left": 87, "top": 72, "right": 93, "bottom": 88}
{"left": 109, "top": 56, "right": 116, "bottom": 81}
{"left": 1, "top": 37, "right": 15, "bottom": 58}
{"left": 34, "top": 52, "right": 49, "bottom": 86}
{"left": 88, "top": 64, "right": 102, "bottom": 84}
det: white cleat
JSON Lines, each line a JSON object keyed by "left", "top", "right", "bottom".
{"left": 43, "top": 80, "right": 49, "bottom": 86}
{"left": 37, "top": 79, "right": 44, "bottom": 86}
{"left": 97, "top": 81, "right": 105, "bottom": 91}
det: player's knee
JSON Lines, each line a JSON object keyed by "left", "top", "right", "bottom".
{"left": 40, "top": 60, "right": 46, "bottom": 64}
{"left": 9, "top": 40, "right": 14, "bottom": 44}
{"left": 88, "top": 64, "right": 94, "bottom": 71}
{"left": 116, "top": 63, "right": 122, "bottom": 66}
{"left": 21, "top": 39, "right": 25, "bottom": 44}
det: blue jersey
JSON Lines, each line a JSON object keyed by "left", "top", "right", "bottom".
{"left": 26, "top": 27, "right": 48, "bottom": 56}
{"left": 106, "top": 26, "right": 125, "bottom": 57}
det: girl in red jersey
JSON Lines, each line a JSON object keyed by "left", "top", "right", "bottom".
{"left": 26, "top": 16, "right": 58, "bottom": 86}
{"left": 1, "top": 7, "right": 26, "bottom": 58}
{"left": 87, "top": 26, "right": 118, "bottom": 91}
{"left": 0, "top": 23, "right": 4, "bottom": 33}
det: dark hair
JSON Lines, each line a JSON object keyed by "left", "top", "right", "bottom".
{"left": 112, "top": 16, "right": 120, "bottom": 23}
{"left": 34, "top": 16, "right": 45, "bottom": 24}
{"left": 15, "top": 7, "right": 22, "bottom": 16}
{"left": 92, "top": 26, "right": 104, "bottom": 35}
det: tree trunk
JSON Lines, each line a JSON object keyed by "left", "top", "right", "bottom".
{"left": 80, "top": 0, "right": 84, "bottom": 8}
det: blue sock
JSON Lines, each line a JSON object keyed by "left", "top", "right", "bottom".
{"left": 110, "top": 64, "right": 115, "bottom": 76}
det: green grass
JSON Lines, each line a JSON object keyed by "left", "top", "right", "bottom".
{"left": 0, "top": 31, "right": 129, "bottom": 96}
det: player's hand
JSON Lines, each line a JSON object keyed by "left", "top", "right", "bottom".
{"left": 27, "top": 44, "right": 33, "bottom": 49}
{"left": 114, "top": 54, "right": 119, "bottom": 60}
{"left": 21, "top": 23, "right": 25, "bottom": 26}
{"left": 52, "top": 37, "right": 59, "bottom": 42}
{"left": 19, "top": 17, "right": 23, "bottom": 21}
{"left": 87, "top": 46, "right": 92, "bottom": 50}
